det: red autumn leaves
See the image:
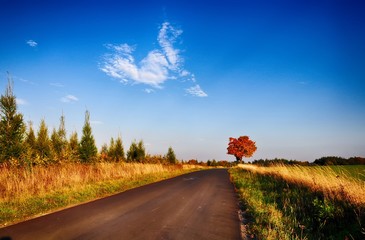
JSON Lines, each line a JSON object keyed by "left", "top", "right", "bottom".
{"left": 227, "top": 136, "right": 257, "bottom": 162}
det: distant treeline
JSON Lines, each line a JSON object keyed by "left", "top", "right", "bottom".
{"left": 313, "top": 156, "right": 365, "bottom": 165}
{"left": 182, "top": 159, "right": 234, "bottom": 168}
{"left": 252, "top": 156, "right": 365, "bottom": 166}
{"left": 252, "top": 158, "right": 310, "bottom": 166}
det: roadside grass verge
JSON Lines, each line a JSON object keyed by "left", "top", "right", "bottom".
{"left": 229, "top": 165, "right": 365, "bottom": 239}
{"left": 0, "top": 163, "right": 202, "bottom": 227}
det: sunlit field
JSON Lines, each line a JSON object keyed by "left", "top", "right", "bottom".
{"left": 0, "top": 163, "right": 201, "bottom": 226}
{"left": 230, "top": 164, "right": 365, "bottom": 239}
{"left": 238, "top": 164, "right": 365, "bottom": 206}
{"left": 329, "top": 165, "right": 365, "bottom": 181}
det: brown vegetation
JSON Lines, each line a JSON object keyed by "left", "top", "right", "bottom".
{"left": 0, "top": 162, "right": 200, "bottom": 226}
{"left": 0, "top": 163, "right": 183, "bottom": 202}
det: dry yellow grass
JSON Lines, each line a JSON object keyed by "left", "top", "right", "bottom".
{"left": 0, "top": 163, "right": 202, "bottom": 226}
{"left": 182, "top": 164, "right": 206, "bottom": 170}
{"left": 0, "top": 163, "right": 185, "bottom": 202}
{"left": 238, "top": 164, "right": 365, "bottom": 206}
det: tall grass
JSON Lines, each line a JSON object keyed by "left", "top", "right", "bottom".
{"left": 0, "top": 163, "right": 198, "bottom": 226}
{"left": 238, "top": 164, "right": 365, "bottom": 206}
{"left": 230, "top": 165, "right": 365, "bottom": 239}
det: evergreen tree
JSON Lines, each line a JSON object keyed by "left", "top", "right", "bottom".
{"left": 24, "top": 121, "right": 37, "bottom": 164}
{"left": 50, "top": 128, "right": 60, "bottom": 159}
{"left": 69, "top": 131, "right": 79, "bottom": 161}
{"left": 127, "top": 140, "right": 145, "bottom": 163}
{"left": 114, "top": 136, "right": 125, "bottom": 162}
{"left": 165, "top": 146, "right": 177, "bottom": 164}
{"left": 36, "top": 119, "right": 53, "bottom": 162}
{"left": 57, "top": 113, "right": 68, "bottom": 159}
{"left": 108, "top": 137, "right": 115, "bottom": 161}
{"left": 108, "top": 136, "right": 125, "bottom": 162}
{"left": 137, "top": 140, "right": 145, "bottom": 163}
{"left": 51, "top": 114, "right": 68, "bottom": 162}
{"left": 0, "top": 76, "right": 25, "bottom": 163}
{"left": 207, "top": 159, "right": 212, "bottom": 166}
{"left": 127, "top": 141, "right": 138, "bottom": 162}
{"left": 25, "top": 121, "right": 36, "bottom": 148}
{"left": 79, "top": 110, "right": 97, "bottom": 163}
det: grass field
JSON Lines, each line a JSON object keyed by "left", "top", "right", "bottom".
{"left": 329, "top": 165, "right": 365, "bottom": 181}
{"left": 0, "top": 163, "right": 203, "bottom": 227}
{"left": 230, "top": 164, "right": 365, "bottom": 239}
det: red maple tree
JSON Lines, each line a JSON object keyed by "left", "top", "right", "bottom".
{"left": 227, "top": 136, "right": 257, "bottom": 163}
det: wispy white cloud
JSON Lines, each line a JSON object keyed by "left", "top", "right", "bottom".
{"left": 144, "top": 88, "right": 155, "bottom": 94}
{"left": 16, "top": 98, "right": 28, "bottom": 105}
{"left": 186, "top": 85, "right": 208, "bottom": 97}
{"left": 180, "top": 70, "right": 190, "bottom": 77}
{"left": 50, "top": 82, "right": 64, "bottom": 88}
{"left": 157, "top": 22, "right": 183, "bottom": 71}
{"left": 101, "top": 21, "right": 207, "bottom": 96}
{"left": 101, "top": 43, "right": 171, "bottom": 88}
{"left": 26, "top": 40, "right": 38, "bottom": 47}
{"left": 61, "top": 95, "right": 79, "bottom": 103}
{"left": 11, "top": 75, "right": 36, "bottom": 85}
{"left": 105, "top": 43, "right": 135, "bottom": 54}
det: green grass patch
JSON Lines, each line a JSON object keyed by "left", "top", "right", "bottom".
{"left": 229, "top": 167, "right": 365, "bottom": 240}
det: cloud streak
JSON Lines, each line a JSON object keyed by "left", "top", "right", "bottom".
{"left": 101, "top": 22, "right": 207, "bottom": 97}
{"left": 61, "top": 95, "right": 79, "bottom": 103}
{"left": 26, "top": 40, "right": 38, "bottom": 47}
{"left": 186, "top": 85, "right": 208, "bottom": 97}
{"left": 144, "top": 88, "right": 155, "bottom": 94}
{"left": 50, "top": 82, "right": 64, "bottom": 88}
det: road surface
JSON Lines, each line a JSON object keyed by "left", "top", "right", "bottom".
{"left": 0, "top": 169, "right": 241, "bottom": 240}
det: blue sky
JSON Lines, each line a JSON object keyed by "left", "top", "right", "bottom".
{"left": 1, "top": 0, "right": 364, "bottom": 162}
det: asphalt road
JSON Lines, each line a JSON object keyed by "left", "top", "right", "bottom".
{"left": 0, "top": 169, "right": 241, "bottom": 240}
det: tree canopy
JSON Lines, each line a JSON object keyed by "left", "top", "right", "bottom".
{"left": 108, "top": 136, "right": 125, "bottom": 162}
{"left": 127, "top": 140, "right": 145, "bottom": 163}
{"left": 227, "top": 136, "right": 257, "bottom": 163}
